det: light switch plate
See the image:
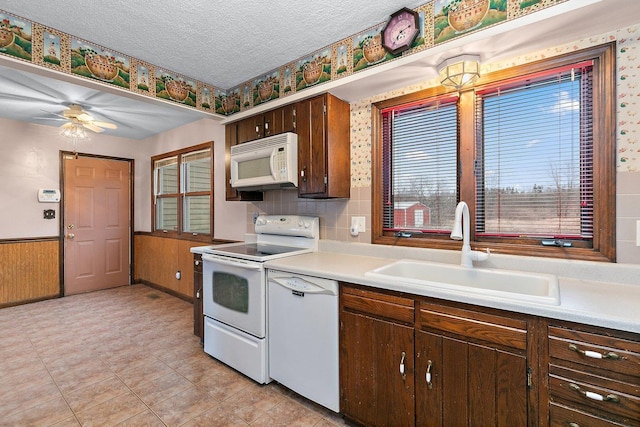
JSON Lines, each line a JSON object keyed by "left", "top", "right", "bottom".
{"left": 351, "top": 216, "right": 365, "bottom": 233}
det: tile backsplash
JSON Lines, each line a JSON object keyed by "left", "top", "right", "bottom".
{"left": 248, "top": 186, "right": 371, "bottom": 243}
{"left": 616, "top": 172, "right": 640, "bottom": 264}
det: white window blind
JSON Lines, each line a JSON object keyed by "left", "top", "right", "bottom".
{"left": 154, "top": 156, "right": 178, "bottom": 195}
{"left": 182, "top": 148, "right": 211, "bottom": 234}
{"left": 382, "top": 96, "right": 459, "bottom": 232}
{"left": 475, "top": 62, "right": 594, "bottom": 240}
{"left": 182, "top": 149, "right": 211, "bottom": 193}
{"left": 152, "top": 145, "right": 212, "bottom": 235}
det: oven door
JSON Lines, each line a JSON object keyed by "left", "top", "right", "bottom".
{"left": 202, "top": 254, "right": 265, "bottom": 338}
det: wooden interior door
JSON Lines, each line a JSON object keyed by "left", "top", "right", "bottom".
{"left": 63, "top": 154, "right": 131, "bottom": 295}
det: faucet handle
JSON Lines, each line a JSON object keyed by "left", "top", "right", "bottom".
{"left": 470, "top": 248, "right": 490, "bottom": 262}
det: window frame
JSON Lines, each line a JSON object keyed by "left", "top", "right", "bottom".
{"left": 151, "top": 141, "right": 214, "bottom": 242}
{"left": 372, "top": 43, "right": 616, "bottom": 262}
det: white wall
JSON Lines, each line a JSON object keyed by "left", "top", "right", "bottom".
{"left": 0, "top": 116, "right": 248, "bottom": 241}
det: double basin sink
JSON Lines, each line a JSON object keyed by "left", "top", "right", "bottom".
{"left": 365, "top": 259, "right": 560, "bottom": 306}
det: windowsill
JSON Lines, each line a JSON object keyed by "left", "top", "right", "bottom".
{"left": 373, "top": 235, "right": 613, "bottom": 263}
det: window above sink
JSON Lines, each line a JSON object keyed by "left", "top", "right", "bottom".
{"left": 371, "top": 43, "right": 616, "bottom": 263}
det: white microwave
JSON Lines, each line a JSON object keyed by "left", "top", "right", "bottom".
{"left": 230, "top": 132, "right": 298, "bottom": 191}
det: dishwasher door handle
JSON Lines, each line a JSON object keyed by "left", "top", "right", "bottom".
{"left": 269, "top": 278, "right": 337, "bottom": 296}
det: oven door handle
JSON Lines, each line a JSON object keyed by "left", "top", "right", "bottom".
{"left": 202, "top": 254, "right": 263, "bottom": 270}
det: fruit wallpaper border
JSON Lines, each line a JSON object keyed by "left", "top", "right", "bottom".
{"left": 0, "top": 0, "right": 565, "bottom": 117}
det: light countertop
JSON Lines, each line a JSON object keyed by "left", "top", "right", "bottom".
{"left": 263, "top": 246, "right": 640, "bottom": 334}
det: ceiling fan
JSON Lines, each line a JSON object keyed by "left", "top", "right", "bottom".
{"left": 41, "top": 104, "right": 118, "bottom": 134}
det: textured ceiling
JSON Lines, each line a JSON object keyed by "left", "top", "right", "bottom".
{"left": 0, "top": 0, "right": 638, "bottom": 140}
{"left": 0, "top": 0, "right": 427, "bottom": 89}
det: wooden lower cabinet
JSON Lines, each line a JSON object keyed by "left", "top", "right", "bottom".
{"left": 546, "top": 321, "right": 640, "bottom": 427}
{"left": 340, "top": 283, "right": 534, "bottom": 427}
{"left": 340, "top": 284, "right": 415, "bottom": 427}
{"left": 340, "top": 282, "right": 639, "bottom": 427}
{"left": 415, "top": 301, "right": 530, "bottom": 426}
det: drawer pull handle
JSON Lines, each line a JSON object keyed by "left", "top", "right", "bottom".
{"left": 400, "top": 351, "right": 406, "bottom": 380}
{"left": 569, "top": 383, "right": 620, "bottom": 403}
{"left": 426, "top": 360, "right": 433, "bottom": 389}
{"left": 568, "top": 344, "right": 621, "bottom": 360}
{"left": 568, "top": 423, "right": 580, "bottom": 427}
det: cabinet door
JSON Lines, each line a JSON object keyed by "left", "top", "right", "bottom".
{"left": 341, "top": 310, "right": 415, "bottom": 427}
{"left": 262, "top": 104, "right": 295, "bottom": 137}
{"left": 297, "top": 95, "right": 328, "bottom": 196}
{"left": 416, "top": 330, "right": 529, "bottom": 427}
{"left": 237, "top": 115, "right": 262, "bottom": 143}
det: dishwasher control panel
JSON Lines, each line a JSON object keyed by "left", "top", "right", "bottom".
{"left": 267, "top": 270, "right": 339, "bottom": 297}
{"left": 281, "top": 277, "right": 314, "bottom": 291}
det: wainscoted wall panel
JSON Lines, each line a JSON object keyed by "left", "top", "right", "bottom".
{"left": 0, "top": 239, "right": 59, "bottom": 306}
{"left": 133, "top": 234, "right": 202, "bottom": 300}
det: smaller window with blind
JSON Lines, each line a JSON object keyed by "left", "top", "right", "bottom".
{"left": 381, "top": 95, "right": 459, "bottom": 236}
{"left": 152, "top": 142, "right": 213, "bottom": 239}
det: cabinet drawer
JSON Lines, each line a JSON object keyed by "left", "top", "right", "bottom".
{"left": 550, "top": 402, "right": 629, "bottom": 427}
{"left": 417, "top": 300, "right": 527, "bottom": 351}
{"left": 549, "top": 326, "right": 640, "bottom": 379}
{"left": 549, "top": 369, "right": 640, "bottom": 425}
{"left": 341, "top": 285, "right": 414, "bottom": 325}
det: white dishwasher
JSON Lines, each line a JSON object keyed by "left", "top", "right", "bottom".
{"left": 267, "top": 269, "right": 339, "bottom": 412}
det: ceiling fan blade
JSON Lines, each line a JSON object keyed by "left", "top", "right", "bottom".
{"left": 91, "top": 120, "right": 117, "bottom": 129}
{"left": 76, "top": 112, "right": 94, "bottom": 122}
{"left": 60, "top": 122, "right": 73, "bottom": 129}
{"left": 82, "top": 122, "right": 104, "bottom": 133}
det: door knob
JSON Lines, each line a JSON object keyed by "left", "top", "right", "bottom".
{"left": 66, "top": 233, "right": 75, "bottom": 240}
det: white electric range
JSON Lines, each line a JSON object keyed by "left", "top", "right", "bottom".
{"left": 194, "top": 215, "right": 319, "bottom": 384}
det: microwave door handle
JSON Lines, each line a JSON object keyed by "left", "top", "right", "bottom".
{"left": 270, "top": 150, "right": 277, "bottom": 181}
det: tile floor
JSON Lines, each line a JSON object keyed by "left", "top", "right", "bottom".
{"left": 0, "top": 284, "right": 348, "bottom": 426}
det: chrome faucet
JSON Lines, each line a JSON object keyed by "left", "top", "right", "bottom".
{"left": 450, "top": 201, "right": 490, "bottom": 268}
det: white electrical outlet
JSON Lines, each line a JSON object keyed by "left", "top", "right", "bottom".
{"left": 351, "top": 216, "right": 366, "bottom": 233}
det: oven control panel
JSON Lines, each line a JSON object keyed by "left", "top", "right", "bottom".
{"left": 255, "top": 215, "right": 319, "bottom": 238}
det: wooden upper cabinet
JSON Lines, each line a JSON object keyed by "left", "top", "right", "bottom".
{"left": 264, "top": 103, "right": 296, "bottom": 137}
{"left": 236, "top": 104, "right": 296, "bottom": 144}
{"left": 296, "top": 93, "right": 350, "bottom": 199}
{"left": 225, "top": 94, "right": 348, "bottom": 200}
{"left": 236, "top": 115, "right": 262, "bottom": 144}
